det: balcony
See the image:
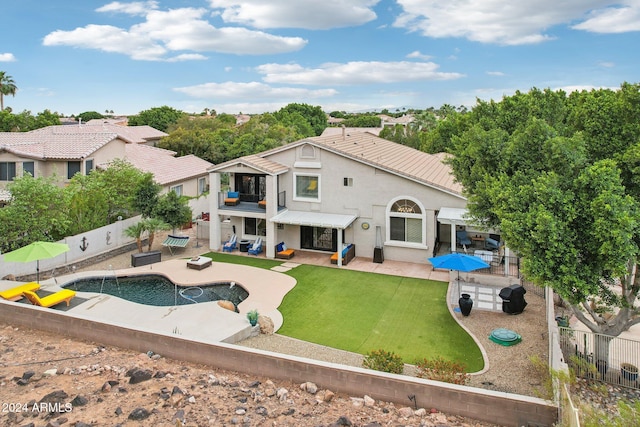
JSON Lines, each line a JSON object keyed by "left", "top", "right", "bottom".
{"left": 217, "top": 191, "right": 286, "bottom": 213}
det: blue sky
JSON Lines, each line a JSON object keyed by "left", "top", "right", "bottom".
{"left": 1, "top": 1, "right": 638, "bottom": 116}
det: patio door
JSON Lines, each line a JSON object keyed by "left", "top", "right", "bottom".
{"left": 235, "top": 174, "right": 266, "bottom": 202}
{"left": 300, "top": 226, "right": 340, "bottom": 252}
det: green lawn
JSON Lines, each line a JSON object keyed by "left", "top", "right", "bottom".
{"left": 206, "top": 253, "right": 484, "bottom": 371}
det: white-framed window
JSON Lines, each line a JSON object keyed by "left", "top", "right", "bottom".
{"left": 244, "top": 217, "right": 266, "bottom": 237}
{"left": 386, "top": 197, "right": 426, "bottom": 246}
{"left": 85, "top": 159, "right": 94, "bottom": 175}
{"left": 23, "top": 161, "right": 35, "bottom": 178}
{"left": 301, "top": 144, "right": 316, "bottom": 159}
{"left": 198, "top": 177, "right": 207, "bottom": 195}
{"left": 294, "top": 173, "right": 320, "bottom": 201}
{"left": 0, "top": 162, "right": 16, "bottom": 181}
{"left": 343, "top": 177, "right": 353, "bottom": 187}
{"left": 67, "top": 161, "right": 81, "bottom": 179}
{"left": 170, "top": 184, "right": 183, "bottom": 196}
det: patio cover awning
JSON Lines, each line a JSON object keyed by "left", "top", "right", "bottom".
{"left": 270, "top": 210, "right": 357, "bottom": 229}
{"left": 436, "top": 207, "right": 470, "bottom": 225}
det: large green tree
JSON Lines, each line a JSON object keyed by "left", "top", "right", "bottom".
{"left": 0, "top": 175, "right": 70, "bottom": 253}
{"left": 128, "top": 105, "right": 186, "bottom": 132}
{"left": 153, "top": 191, "right": 192, "bottom": 233}
{"left": 0, "top": 71, "right": 17, "bottom": 111}
{"left": 445, "top": 84, "right": 640, "bottom": 362}
{"left": 274, "top": 103, "right": 327, "bottom": 136}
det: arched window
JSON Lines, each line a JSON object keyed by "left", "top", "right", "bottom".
{"left": 301, "top": 144, "right": 316, "bottom": 159}
{"left": 387, "top": 197, "right": 425, "bottom": 245}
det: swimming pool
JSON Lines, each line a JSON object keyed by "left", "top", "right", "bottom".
{"left": 63, "top": 274, "right": 249, "bottom": 308}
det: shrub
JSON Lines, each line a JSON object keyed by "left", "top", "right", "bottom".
{"left": 415, "top": 357, "right": 469, "bottom": 385}
{"left": 363, "top": 349, "right": 404, "bottom": 374}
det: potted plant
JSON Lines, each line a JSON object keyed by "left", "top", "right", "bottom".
{"left": 247, "top": 309, "right": 259, "bottom": 327}
{"left": 621, "top": 363, "right": 638, "bottom": 381}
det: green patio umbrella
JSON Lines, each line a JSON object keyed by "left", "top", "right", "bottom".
{"left": 3, "top": 241, "right": 70, "bottom": 283}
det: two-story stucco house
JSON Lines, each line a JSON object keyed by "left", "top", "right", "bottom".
{"left": 0, "top": 123, "right": 211, "bottom": 198}
{"left": 208, "top": 130, "right": 468, "bottom": 266}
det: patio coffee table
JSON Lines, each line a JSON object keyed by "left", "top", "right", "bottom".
{"left": 186, "top": 256, "right": 212, "bottom": 270}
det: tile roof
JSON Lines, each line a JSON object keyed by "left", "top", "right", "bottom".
{"left": 0, "top": 132, "right": 119, "bottom": 159}
{"left": 210, "top": 131, "right": 463, "bottom": 197}
{"left": 124, "top": 144, "right": 213, "bottom": 185}
{"left": 29, "top": 123, "right": 167, "bottom": 144}
{"left": 306, "top": 132, "right": 462, "bottom": 196}
{"left": 208, "top": 153, "right": 289, "bottom": 175}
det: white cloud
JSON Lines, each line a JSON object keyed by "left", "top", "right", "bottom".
{"left": 392, "top": 1, "right": 636, "bottom": 45}
{"left": 256, "top": 61, "right": 464, "bottom": 85}
{"left": 486, "top": 71, "right": 505, "bottom": 76}
{"left": 0, "top": 53, "right": 16, "bottom": 62}
{"left": 598, "top": 61, "right": 615, "bottom": 68}
{"left": 406, "top": 50, "right": 432, "bottom": 60}
{"left": 208, "top": 0, "right": 379, "bottom": 29}
{"left": 173, "top": 81, "right": 338, "bottom": 99}
{"left": 572, "top": 2, "right": 640, "bottom": 33}
{"left": 96, "top": 1, "right": 159, "bottom": 16}
{"left": 43, "top": 6, "right": 307, "bottom": 60}
{"left": 166, "top": 53, "right": 208, "bottom": 62}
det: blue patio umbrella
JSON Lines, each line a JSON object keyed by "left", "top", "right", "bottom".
{"left": 428, "top": 253, "right": 490, "bottom": 273}
{"left": 428, "top": 253, "right": 490, "bottom": 296}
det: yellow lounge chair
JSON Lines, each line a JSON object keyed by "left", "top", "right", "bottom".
{"left": 22, "top": 289, "right": 76, "bottom": 308}
{"left": 0, "top": 282, "right": 40, "bottom": 302}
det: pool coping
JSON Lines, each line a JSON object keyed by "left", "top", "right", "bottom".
{"left": 3, "top": 259, "right": 297, "bottom": 344}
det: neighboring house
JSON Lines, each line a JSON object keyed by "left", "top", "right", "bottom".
{"left": 0, "top": 124, "right": 210, "bottom": 198}
{"left": 0, "top": 130, "right": 127, "bottom": 188}
{"left": 124, "top": 144, "right": 212, "bottom": 196}
{"left": 321, "top": 127, "right": 382, "bottom": 137}
{"left": 208, "top": 130, "right": 468, "bottom": 266}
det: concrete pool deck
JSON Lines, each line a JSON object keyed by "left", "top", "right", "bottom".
{"left": 1, "top": 258, "right": 297, "bottom": 344}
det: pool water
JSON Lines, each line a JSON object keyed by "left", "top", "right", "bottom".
{"left": 63, "top": 275, "right": 249, "bottom": 308}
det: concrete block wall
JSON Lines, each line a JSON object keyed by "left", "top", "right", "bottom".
{"left": 0, "top": 301, "right": 557, "bottom": 427}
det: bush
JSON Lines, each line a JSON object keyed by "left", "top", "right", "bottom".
{"left": 415, "top": 357, "right": 469, "bottom": 385}
{"left": 363, "top": 349, "right": 404, "bottom": 374}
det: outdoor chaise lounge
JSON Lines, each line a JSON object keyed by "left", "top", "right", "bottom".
{"left": 162, "top": 234, "right": 190, "bottom": 255}
{"left": 222, "top": 234, "right": 237, "bottom": 252}
{"left": 22, "top": 289, "right": 76, "bottom": 308}
{"left": 248, "top": 237, "right": 263, "bottom": 255}
{"left": 224, "top": 191, "right": 240, "bottom": 206}
{"left": 0, "top": 282, "right": 40, "bottom": 301}
{"left": 275, "top": 242, "right": 295, "bottom": 259}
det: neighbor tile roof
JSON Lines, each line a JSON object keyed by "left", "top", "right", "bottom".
{"left": 124, "top": 144, "right": 213, "bottom": 185}
{"left": 30, "top": 123, "right": 167, "bottom": 144}
{"left": 0, "top": 132, "right": 119, "bottom": 159}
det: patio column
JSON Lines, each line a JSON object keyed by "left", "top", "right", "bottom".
{"left": 265, "top": 175, "right": 277, "bottom": 259}
{"left": 336, "top": 228, "right": 343, "bottom": 267}
{"left": 450, "top": 226, "right": 457, "bottom": 253}
{"left": 504, "top": 245, "right": 510, "bottom": 277}
{"left": 209, "top": 172, "right": 222, "bottom": 251}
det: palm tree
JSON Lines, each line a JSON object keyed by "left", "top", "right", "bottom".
{"left": 143, "top": 218, "right": 170, "bottom": 252}
{"left": 124, "top": 221, "right": 147, "bottom": 253}
{"left": 0, "top": 71, "right": 17, "bottom": 111}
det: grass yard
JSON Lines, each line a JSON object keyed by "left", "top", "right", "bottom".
{"left": 207, "top": 253, "right": 484, "bottom": 372}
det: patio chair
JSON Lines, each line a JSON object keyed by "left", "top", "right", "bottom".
{"left": 275, "top": 242, "right": 295, "bottom": 259}
{"left": 222, "top": 234, "right": 237, "bottom": 252}
{"left": 0, "top": 282, "right": 40, "bottom": 301}
{"left": 248, "top": 237, "right": 263, "bottom": 255}
{"left": 22, "top": 289, "right": 76, "bottom": 308}
{"left": 456, "top": 230, "right": 472, "bottom": 249}
{"left": 224, "top": 191, "right": 240, "bottom": 206}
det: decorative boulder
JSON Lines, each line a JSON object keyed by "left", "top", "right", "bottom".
{"left": 258, "top": 315, "right": 274, "bottom": 335}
